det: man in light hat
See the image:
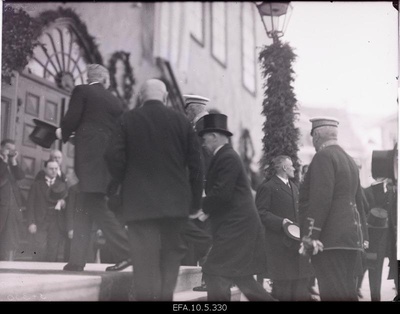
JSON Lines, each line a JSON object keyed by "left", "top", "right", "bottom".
{"left": 56, "top": 63, "right": 131, "bottom": 272}
{"left": 298, "top": 117, "right": 368, "bottom": 301}
{"left": 181, "top": 94, "right": 213, "bottom": 291}
{"left": 198, "top": 113, "right": 275, "bottom": 301}
{"left": 105, "top": 79, "right": 204, "bottom": 301}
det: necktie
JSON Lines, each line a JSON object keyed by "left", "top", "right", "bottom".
{"left": 287, "top": 181, "right": 291, "bottom": 189}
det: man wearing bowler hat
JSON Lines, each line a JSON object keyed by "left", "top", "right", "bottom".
{"left": 298, "top": 117, "right": 368, "bottom": 301}
{"left": 198, "top": 113, "right": 275, "bottom": 301}
{"left": 55, "top": 64, "right": 131, "bottom": 272}
{"left": 255, "top": 155, "right": 314, "bottom": 301}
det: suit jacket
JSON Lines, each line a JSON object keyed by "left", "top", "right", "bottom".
{"left": 299, "top": 145, "right": 366, "bottom": 251}
{"left": 0, "top": 159, "right": 25, "bottom": 232}
{"left": 26, "top": 175, "right": 67, "bottom": 228}
{"left": 255, "top": 176, "right": 313, "bottom": 280}
{"left": 60, "top": 83, "right": 124, "bottom": 193}
{"left": 202, "top": 144, "right": 267, "bottom": 277}
{"left": 104, "top": 100, "right": 204, "bottom": 222}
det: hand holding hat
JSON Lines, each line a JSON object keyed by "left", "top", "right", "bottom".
{"left": 299, "top": 236, "right": 324, "bottom": 256}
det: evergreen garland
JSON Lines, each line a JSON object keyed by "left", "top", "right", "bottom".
{"left": 108, "top": 51, "right": 136, "bottom": 111}
{"left": 2, "top": 5, "right": 39, "bottom": 84}
{"left": 258, "top": 39, "right": 301, "bottom": 183}
{"left": 35, "top": 7, "right": 103, "bottom": 65}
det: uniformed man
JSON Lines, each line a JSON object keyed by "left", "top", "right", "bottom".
{"left": 298, "top": 117, "right": 368, "bottom": 301}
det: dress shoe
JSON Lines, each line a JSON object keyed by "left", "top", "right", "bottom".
{"left": 105, "top": 259, "right": 132, "bottom": 271}
{"left": 63, "top": 263, "right": 84, "bottom": 272}
{"left": 193, "top": 283, "right": 207, "bottom": 292}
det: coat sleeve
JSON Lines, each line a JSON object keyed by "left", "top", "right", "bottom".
{"left": 60, "top": 86, "right": 85, "bottom": 142}
{"left": 104, "top": 115, "right": 127, "bottom": 183}
{"left": 255, "top": 183, "right": 285, "bottom": 231}
{"left": 185, "top": 124, "right": 204, "bottom": 213}
{"left": 26, "top": 184, "right": 37, "bottom": 225}
{"left": 65, "top": 187, "right": 76, "bottom": 232}
{"left": 307, "top": 152, "right": 335, "bottom": 240}
{"left": 9, "top": 164, "right": 25, "bottom": 181}
{"left": 202, "top": 153, "right": 240, "bottom": 215}
{"left": 357, "top": 182, "right": 369, "bottom": 243}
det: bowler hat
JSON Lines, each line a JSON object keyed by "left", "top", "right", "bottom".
{"left": 283, "top": 221, "right": 300, "bottom": 241}
{"left": 371, "top": 143, "right": 397, "bottom": 182}
{"left": 47, "top": 180, "right": 68, "bottom": 203}
{"left": 309, "top": 116, "right": 339, "bottom": 135}
{"left": 367, "top": 207, "right": 388, "bottom": 228}
{"left": 29, "top": 119, "right": 57, "bottom": 149}
{"left": 198, "top": 113, "right": 233, "bottom": 137}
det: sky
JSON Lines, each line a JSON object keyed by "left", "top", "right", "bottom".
{"left": 283, "top": 1, "right": 398, "bottom": 118}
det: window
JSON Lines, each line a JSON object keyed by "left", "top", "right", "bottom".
{"left": 190, "top": 2, "right": 205, "bottom": 46}
{"left": 210, "top": 2, "right": 227, "bottom": 67}
{"left": 241, "top": 3, "right": 257, "bottom": 95}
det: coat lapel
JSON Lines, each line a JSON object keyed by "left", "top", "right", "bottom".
{"left": 273, "top": 175, "right": 293, "bottom": 197}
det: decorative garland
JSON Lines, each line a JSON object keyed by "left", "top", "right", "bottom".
{"left": 35, "top": 6, "right": 103, "bottom": 65}
{"left": 2, "top": 5, "right": 39, "bottom": 85}
{"left": 108, "top": 51, "right": 136, "bottom": 110}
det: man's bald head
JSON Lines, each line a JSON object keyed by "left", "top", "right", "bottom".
{"left": 139, "top": 79, "right": 168, "bottom": 105}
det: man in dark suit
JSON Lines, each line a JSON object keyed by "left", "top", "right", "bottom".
{"left": 104, "top": 79, "right": 204, "bottom": 301}
{"left": 198, "top": 113, "right": 275, "bottom": 302}
{"left": 255, "top": 155, "right": 313, "bottom": 301}
{"left": 298, "top": 117, "right": 368, "bottom": 301}
{"left": 27, "top": 160, "right": 68, "bottom": 262}
{"left": 363, "top": 178, "right": 396, "bottom": 301}
{"left": 0, "top": 139, "right": 25, "bottom": 261}
{"left": 181, "top": 95, "right": 213, "bottom": 292}
{"left": 56, "top": 64, "right": 131, "bottom": 272}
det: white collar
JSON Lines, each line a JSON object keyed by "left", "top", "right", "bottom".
{"left": 213, "top": 144, "right": 225, "bottom": 156}
{"left": 277, "top": 175, "right": 289, "bottom": 185}
{"left": 89, "top": 82, "right": 100, "bottom": 85}
{"left": 45, "top": 176, "right": 55, "bottom": 182}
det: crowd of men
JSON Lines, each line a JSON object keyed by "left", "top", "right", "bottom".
{"left": 0, "top": 63, "right": 397, "bottom": 302}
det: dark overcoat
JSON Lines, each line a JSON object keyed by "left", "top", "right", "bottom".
{"left": 26, "top": 175, "right": 67, "bottom": 229}
{"left": 104, "top": 100, "right": 204, "bottom": 222}
{"left": 0, "top": 159, "right": 25, "bottom": 232}
{"left": 202, "top": 144, "right": 267, "bottom": 277}
{"left": 60, "top": 83, "right": 123, "bottom": 193}
{"left": 255, "top": 176, "right": 314, "bottom": 280}
{"left": 298, "top": 145, "right": 367, "bottom": 250}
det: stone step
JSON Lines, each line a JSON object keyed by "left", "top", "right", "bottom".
{"left": 173, "top": 286, "right": 244, "bottom": 302}
{"left": 0, "top": 262, "right": 204, "bottom": 301}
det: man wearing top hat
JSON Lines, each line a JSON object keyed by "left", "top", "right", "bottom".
{"left": 27, "top": 160, "right": 68, "bottom": 261}
{"left": 255, "top": 155, "right": 314, "bottom": 301}
{"left": 55, "top": 64, "right": 131, "bottom": 272}
{"left": 298, "top": 117, "right": 368, "bottom": 301}
{"left": 198, "top": 113, "right": 275, "bottom": 301}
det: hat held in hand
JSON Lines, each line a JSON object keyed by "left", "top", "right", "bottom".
{"left": 367, "top": 207, "right": 388, "bottom": 228}
{"left": 47, "top": 181, "right": 68, "bottom": 203}
{"left": 29, "top": 119, "right": 58, "bottom": 149}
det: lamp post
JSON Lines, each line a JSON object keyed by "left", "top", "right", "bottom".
{"left": 255, "top": 1, "right": 301, "bottom": 183}
{"left": 255, "top": 2, "right": 293, "bottom": 43}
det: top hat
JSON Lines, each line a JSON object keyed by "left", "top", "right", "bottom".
{"left": 198, "top": 113, "right": 233, "bottom": 137}
{"left": 309, "top": 116, "right": 339, "bottom": 135}
{"left": 371, "top": 143, "right": 397, "bottom": 182}
{"left": 29, "top": 119, "right": 58, "bottom": 149}
{"left": 283, "top": 221, "right": 300, "bottom": 241}
{"left": 367, "top": 207, "right": 388, "bottom": 228}
{"left": 183, "top": 94, "right": 210, "bottom": 109}
{"left": 47, "top": 180, "right": 68, "bottom": 203}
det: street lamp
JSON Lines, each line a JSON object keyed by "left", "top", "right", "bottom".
{"left": 255, "top": 2, "right": 293, "bottom": 42}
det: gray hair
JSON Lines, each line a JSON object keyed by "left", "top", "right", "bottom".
{"left": 87, "top": 64, "right": 109, "bottom": 84}
{"left": 313, "top": 125, "right": 338, "bottom": 141}
{"left": 272, "top": 155, "right": 292, "bottom": 171}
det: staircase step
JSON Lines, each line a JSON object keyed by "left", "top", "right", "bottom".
{"left": 173, "top": 286, "right": 244, "bottom": 302}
